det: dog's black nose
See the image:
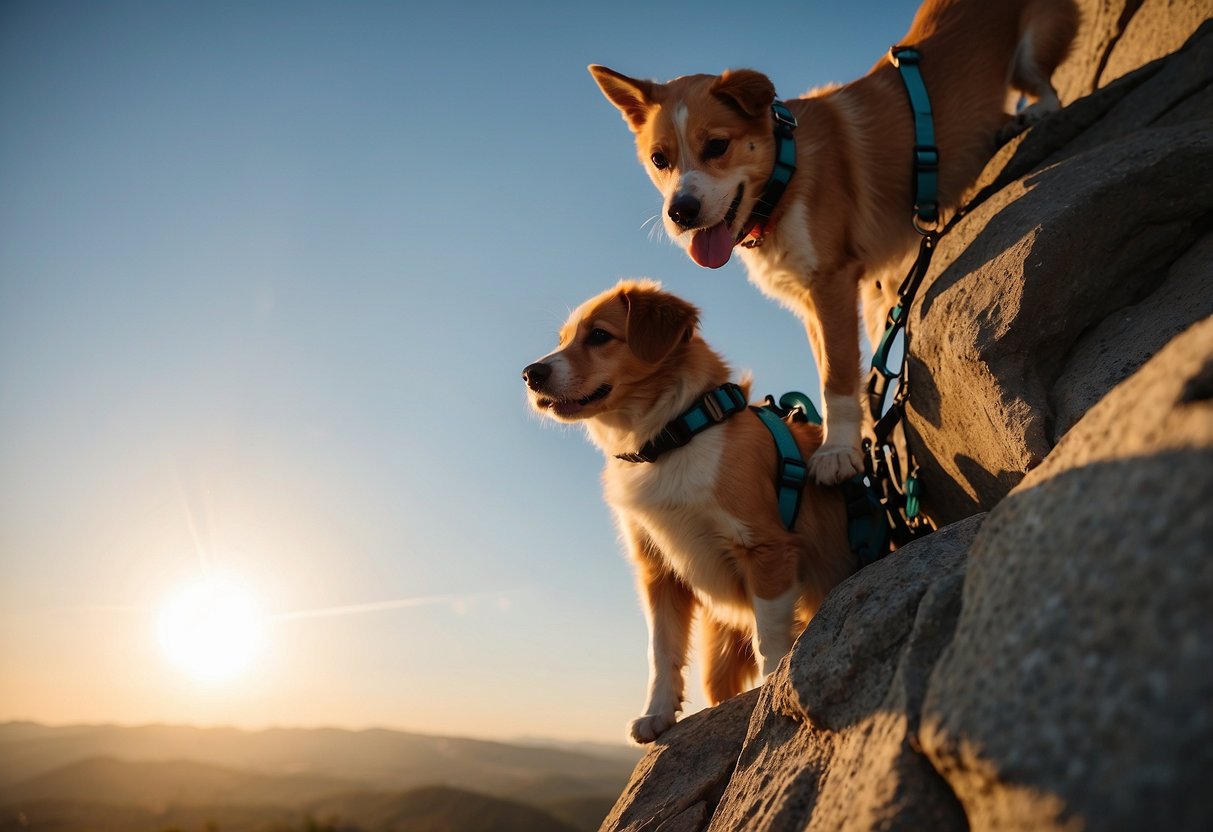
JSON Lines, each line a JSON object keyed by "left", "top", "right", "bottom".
{"left": 668, "top": 195, "right": 701, "bottom": 229}
{"left": 522, "top": 362, "right": 551, "bottom": 391}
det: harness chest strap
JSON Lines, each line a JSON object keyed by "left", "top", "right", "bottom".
{"left": 615, "top": 383, "right": 748, "bottom": 464}
{"left": 618, "top": 385, "right": 891, "bottom": 564}
{"left": 612, "top": 382, "right": 807, "bottom": 527}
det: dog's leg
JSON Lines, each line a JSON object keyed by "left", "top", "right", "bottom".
{"left": 1000, "top": 0, "right": 1080, "bottom": 141}
{"left": 626, "top": 524, "right": 695, "bottom": 744}
{"left": 752, "top": 586, "right": 800, "bottom": 676}
{"left": 804, "top": 266, "right": 865, "bottom": 484}
{"left": 700, "top": 617, "right": 757, "bottom": 705}
{"left": 742, "top": 539, "right": 801, "bottom": 677}
{"left": 999, "top": 54, "right": 1060, "bottom": 142}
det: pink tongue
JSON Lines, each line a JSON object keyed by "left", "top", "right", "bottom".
{"left": 689, "top": 223, "right": 734, "bottom": 269}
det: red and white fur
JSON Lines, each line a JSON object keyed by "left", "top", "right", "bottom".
{"left": 590, "top": 0, "right": 1078, "bottom": 485}
{"left": 523, "top": 280, "right": 854, "bottom": 743}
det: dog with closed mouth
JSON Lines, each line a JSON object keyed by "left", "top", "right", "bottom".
{"left": 589, "top": 0, "right": 1078, "bottom": 485}
{"left": 523, "top": 280, "right": 854, "bottom": 743}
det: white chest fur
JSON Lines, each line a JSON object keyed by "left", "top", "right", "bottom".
{"left": 605, "top": 428, "right": 755, "bottom": 631}
{"left": 738, "top": 201, "right": 819, "bottom": 310}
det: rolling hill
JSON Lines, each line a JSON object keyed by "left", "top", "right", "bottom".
{"left": 0, "top": 722, "right": 638, "bottom": 831}
{"left": 0, "top": 721, "right": 635, "bottom": 796}
{"left": 0, "top": 786, "right": 582, "bottom": 832}
{"left": 312, "top": 785, "right": 580, "bottom": 832}
{"left": 0, "top": 756, "right": 357, "bottom": 808}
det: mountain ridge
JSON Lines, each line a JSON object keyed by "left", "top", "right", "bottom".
{"left": 0, "top": 719, "right": 638, "bottom": 793}
{"left": 0, "top": 720, "right": 639, "bottom": 831}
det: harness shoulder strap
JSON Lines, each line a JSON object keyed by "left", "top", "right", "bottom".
{"left": 889, "top": 46, "right": 938, "bottom": 226}
{"left": 751, "top": 406, "right": 807, "bottom": 531}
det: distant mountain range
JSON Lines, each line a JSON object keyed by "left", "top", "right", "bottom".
{"left": 0, "top": 721, "right": 639, "bottom": 832}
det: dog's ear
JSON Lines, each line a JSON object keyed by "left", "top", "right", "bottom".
{"left": 711, "top": 69, "right": 776, "bottom": 119}
{"left": 589, "top": 65, "right": 657, "bottom": 132}
{"left": 622, "top": 287, "right": 700, "bottom": 364}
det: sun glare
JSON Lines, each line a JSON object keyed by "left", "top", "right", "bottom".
{"left": 156, "top": 574, "right": 266, "bottom": 682}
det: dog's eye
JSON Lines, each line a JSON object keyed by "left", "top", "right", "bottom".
{"left": 704, "top": 138, "right": 730, "bottom": 159}
{"left": 585, "top": 328, "right": 613, "bottom": 346}
{"left": 650, "top": 151, "right": 669, "bottom": 170}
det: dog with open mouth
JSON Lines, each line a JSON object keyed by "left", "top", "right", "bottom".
{"left": 589, "top": 0, "right": 1078, "bottom": 485}
{"left": 523, "top": 280, "right": 855, "bottom": 743}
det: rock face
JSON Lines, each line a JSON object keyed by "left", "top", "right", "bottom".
{"left": 601, "top": 2, "right": 1213, "bottom": 830}
{"left": 600, "top": 688, "right": 759, "bottom": 832}
{"left": 920, "top": 318, "right": 1213, "bottom": 832}
{"left": 1052, "top": 0, "right": 1213, "bottom": 104}
{"left": 909, "top": 13, "right": 1213, "bottom": 524}
{"left": 707, "top": 516, "right": 980, "bottom": 832}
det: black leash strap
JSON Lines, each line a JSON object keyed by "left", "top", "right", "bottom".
{"left": 862, "top": 231, "right": 938, "bottom": 548}
{"left": 868, "top": 231, "right": 937, "bottom": 433}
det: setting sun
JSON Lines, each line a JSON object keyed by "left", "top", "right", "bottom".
{"left": 155, "top": 574, "right": 266, "bottom": 682}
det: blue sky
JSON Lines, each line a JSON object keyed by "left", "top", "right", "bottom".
{"left": 0, "top": 0, "right": 916, "bottom": 743}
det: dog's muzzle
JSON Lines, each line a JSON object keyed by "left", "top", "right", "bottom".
{"left": 523, "top": 362, "right": 551, "bottom": 392}
{"left": 668, "top": 194, "right": 702, "bottom": 230}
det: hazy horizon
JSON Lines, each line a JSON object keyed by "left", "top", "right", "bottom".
{"left": 0, "top": 717, "right": 640, "bottom": 750}
{"left": 1, "top": 0, "right": 918, "bottom": 745}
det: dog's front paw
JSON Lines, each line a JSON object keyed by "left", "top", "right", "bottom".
{"left": 996, "top": 98, "right": 1061, "bottom": 145}
{"left": 996, "top": 111, "right": 1036, "bottom": 145}
{"left": 629, "top": 711, "right": 676, "bottom": 744}
{"left": 808, "top": 443, "right": 864, "bottom": 485}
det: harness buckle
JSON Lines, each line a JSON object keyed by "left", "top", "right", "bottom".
{"left": 661, "top": 418, "right": 692, "bottom": 447}
{"left": 779, "top": 457, "right": 808, "bottom": 489}
{"left": 772, "top": 102, "right": 798, "bottom": 134}
{"left": 913, "top": 212, "right": 940, "bottom": 234}
{"left": 913, "top": 145, "right": 939, "bottom": 172}
{"left": 702, "top": 393, "right": 725, "bottom": 422}
{"left": 888, "top": 45, "right": 920, "bottom": 67}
